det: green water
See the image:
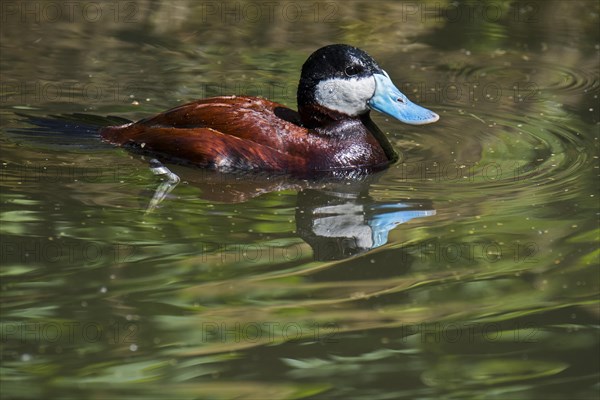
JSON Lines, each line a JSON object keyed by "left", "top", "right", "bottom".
{"left": 1, "top": 1, "right": 598, "bottom": 399}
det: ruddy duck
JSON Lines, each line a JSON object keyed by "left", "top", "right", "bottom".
{"left": 100, "top": 44, "right": 439, "bottom": 176}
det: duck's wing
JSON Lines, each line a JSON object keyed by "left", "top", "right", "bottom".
{"left": 127, "top": 96, "right": 303, "bottom": 150}
{"left": 100, "top": 124, "right": 305, "bottom": 172}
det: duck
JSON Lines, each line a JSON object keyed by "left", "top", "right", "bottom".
{"left": 100, "top": 44, "right": 439, "bottom": 176}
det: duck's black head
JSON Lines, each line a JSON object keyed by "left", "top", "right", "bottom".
{"left": 297, "top": 44, "right": 439, "bottom": 129}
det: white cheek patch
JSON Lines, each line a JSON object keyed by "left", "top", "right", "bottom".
{"left": 315, "top": 76, "right": 376, "bottom": 116}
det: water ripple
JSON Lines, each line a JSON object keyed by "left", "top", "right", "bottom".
{"left": 449, "top": 60, "right": 599, "bottom": 97}
{"left": 388, "top": 102, "right": 594, "bottom": 205}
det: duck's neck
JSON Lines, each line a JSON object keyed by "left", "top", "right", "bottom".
{"left": 297, "top": 80, "right": 352, "bottom": 129}
{"left": 359, "top": 113, "right": 399, "bottom": 163}
{"left": 297, "top": 84, "right": 397, "bottom": 162}
{"left": 298, "top": 104, "right": 399, "bottom": 164}
{"left": 297, "top": 102, "right": 360, "bottom": 131}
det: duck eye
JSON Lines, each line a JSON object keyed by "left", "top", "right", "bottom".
{"left": 345, "top": 65, "right": 360, "bottom": 76}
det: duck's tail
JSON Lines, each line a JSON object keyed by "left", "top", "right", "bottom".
{"left": 7, "top": 113, "right": 132, "bottom": 150}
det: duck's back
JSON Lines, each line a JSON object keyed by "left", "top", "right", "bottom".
{"left": 100, "top": 96, "right": 309, "bottom": 171}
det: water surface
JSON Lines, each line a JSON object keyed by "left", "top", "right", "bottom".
{"left": 1, "top": 1, "right": 598, "bottom": 399}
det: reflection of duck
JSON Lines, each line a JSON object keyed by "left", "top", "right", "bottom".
{"left": 101, "top": 44, "right": 438, "bottom": 176}
{"left": 145, "top": 164, "right": 436, "bottom": 261}
{"left": 296, "top": 189, "right": 435, "bottom": 261}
